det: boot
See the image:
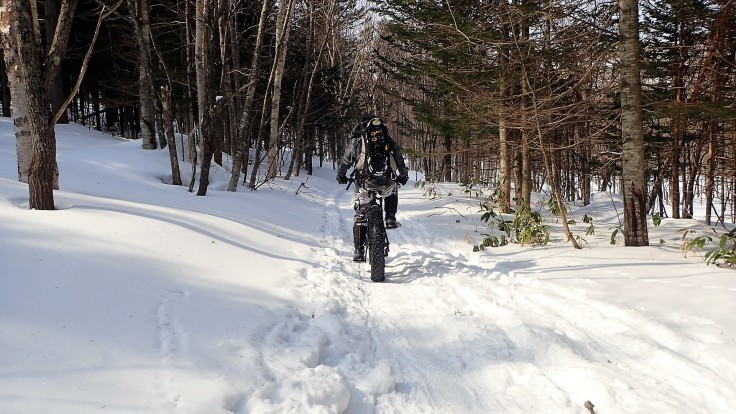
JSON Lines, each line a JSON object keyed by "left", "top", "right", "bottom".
{"left": 352, "top": 216, "right": 367, "bottom": 262}
{"left": 384, "top": 193, "right": 399, "bottom": 229}
{"left": 353, "top": 245, "right": 365, "bottom": 262}
{"left": 353, "top": 217, "right": 367, "bottom": 244}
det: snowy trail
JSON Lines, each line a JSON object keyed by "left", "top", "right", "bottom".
{"left": 4, "top": 122, "right": 736, "bottom": 414}
{"left": 282, "top": 186, "right": 736, "bottom": 413}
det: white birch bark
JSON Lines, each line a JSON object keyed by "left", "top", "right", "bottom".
{"left": 1, "top": 2, "right": 32, "bottom": 184}
{"left": 7, "top": 0, "right": 57, "bottom": 209}
{"left": 265, "top": 0, "right": 295, "bottom": 180}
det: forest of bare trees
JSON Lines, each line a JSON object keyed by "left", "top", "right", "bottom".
{"left": 1, "top": 0, "right": 735, "bottom": 239}
{"left": 375, "top": 0, "right": 735, "bottom": 229}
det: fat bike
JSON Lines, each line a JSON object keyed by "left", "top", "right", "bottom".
{"left": 347, "top": 179, "right": 395, "bottom": 282}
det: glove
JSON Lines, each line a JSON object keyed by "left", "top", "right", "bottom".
{"left": 336, "top": 174, "right": 348, "bottom": 184}
{"left": 396, "top": 174, "right": 409, "bottom": 186}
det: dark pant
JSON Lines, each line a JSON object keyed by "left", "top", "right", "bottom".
{"left": 352, "top": 192, "right": 398, "bottom": 248}
{"left": 384, "top": 193, "right": 398, "bottom": 219}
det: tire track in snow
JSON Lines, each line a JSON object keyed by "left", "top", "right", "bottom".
{"left": 295, "top": 186, "right": 475, "bottom": 412}
{"left": 338, "top": 200, "right": 736, "bottom": 413}
{"left": 243, "top": 186, "right": 397, "bottom": 413}
{"left": 277, "top": 190, "right": 522, "bottom": 412}
{"left": 156, "top": 289, "right": 190, "bottom": 411}
{"left": 318, "top": 191, "right": 502, "bottom": 412}
{"left": 255, "top": 185, "right": 736, "bottom": 413}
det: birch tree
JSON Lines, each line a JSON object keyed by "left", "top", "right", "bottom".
{"left": 265, "top": 0, "right": 295, "bottom": 180}
{"left": 618, "top": 0, "right": 650, "bottom": 246}
{"left": 0, "top": 7, "right": 32, "bottom": 184}
{"left": 1, "top": 0, "right": 81, "bottom": 209}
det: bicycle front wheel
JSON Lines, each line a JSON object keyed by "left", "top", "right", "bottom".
{"left": 366, "top": 207, "right": 386, "bottom": 282}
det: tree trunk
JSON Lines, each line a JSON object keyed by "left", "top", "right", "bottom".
{"left": 195, "top": 0, "right": 212, "bottom": 196}
{"left": 183, "top": 0, "right": 197, "bottom": 192}
{"left": 519, "top": 2, "right": 532, "bottom": 208}
{"left": 618, "top": 0, "right": 649, "bottom": 246}
{"left": 127, "top": 0, "right": 157, "bottom": 150}
{"left": 670, "top": 14, "right": 688, "bottom": 220}
{"left": 160, "top": 83, "right": 182, "bottom": 185}
{"left": 1, "top": 11, "right": 33, "bottom": 184}
{"left": 285, "top": 0, "right": 313, "bottom": 181}
{"left": 228, "top": 0, "right": 269, "bottom": 191}
{"left": 498, "top": 0, "right": 511, "bottom": 213}
{"left": 248, "top": 79, "right": 272, "bottom": 189}
{"left": 682, "top": 133, "right": 707, "bottom": 219}
{"left": 704, "top": 125, "right": 716, "bottom": 225}
{"left": 45, "top": 0, "right": 68, "bottom": 124}
{"left": 7, "top": 0, "right": 57, "bottom": 209}
{"left": 520, "top": 95, "right": 532, "bottom": 207}
{"left": 265, "top": 0, "right": 295, "bottom": 180}
{"left": 647, "top": 155, "right": 669, "bottom": 214}
{"left": 549, "top": 147, "right": 580, "bottom": 248}
{"left": 671, "top": 121, "right": 681, "bottom": 218}
{"left": 498, "top": 115, "right": 511, "bottom": 212}
{"left": 442, "top": 134, "right": 452, "bottom": 182}
{"left": 289, "top": 0, "right": 333, "bottom": 179}
{"left": 0, "top": 50, "right": 10, "bottom": 116}
{"left": 579, "top": 124, "right": 591, "bottom": 206}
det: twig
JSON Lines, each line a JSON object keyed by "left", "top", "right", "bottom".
{"left": 429, "top": 206, "right": 469, "bottom": 220}
{"left": 53, "top": 0, "right": 124, "bottom": 124}
{"left": 295, "top": 177, "right": 309, "bottom": 195}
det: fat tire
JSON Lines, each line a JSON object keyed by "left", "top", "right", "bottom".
{"left": 367, "top": 207, "right": 386, "bottom": 282}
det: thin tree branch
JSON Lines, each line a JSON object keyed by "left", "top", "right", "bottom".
{"left": 52, "top": 0, "right": 123, "bottom": 125}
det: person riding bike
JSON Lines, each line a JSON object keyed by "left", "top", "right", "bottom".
{"left": 337, "top": 115, "right": 409, "bottom": 262}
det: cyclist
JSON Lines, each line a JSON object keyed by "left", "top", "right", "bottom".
{"left": 337, "top": 115, "right": 409, "bottom": 261}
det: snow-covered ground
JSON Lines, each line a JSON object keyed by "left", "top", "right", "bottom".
{"left": 1, "top": 117, "right": 735, "bottom": 414}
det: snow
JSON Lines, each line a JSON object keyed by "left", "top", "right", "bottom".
{"left": 1, "top": 117, "right": 735, "bottom": 414}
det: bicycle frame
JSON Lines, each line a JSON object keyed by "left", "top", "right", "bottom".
{"left": 347, "top": 179, "right": 396, "bottom": 282}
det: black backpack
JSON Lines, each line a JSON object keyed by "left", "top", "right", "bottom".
{"left": 357, "top": 118, "right": 392, "bottom": 177}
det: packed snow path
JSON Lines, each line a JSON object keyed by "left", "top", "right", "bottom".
{"left": 245, "top": 186, "right": 736, "bottom": 413}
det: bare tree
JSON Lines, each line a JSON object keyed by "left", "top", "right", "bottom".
{"left": 159, "top": 83, "right": 182, "bottom": 185}
{"left": 497, "top": 0, "right": 512, "bottom": 213}
{"left": 265, "top": 0, "right": 296, "bottom": 180}
{"left": 0, "top": 7, "right": 32, "bottom": 184}
{"left": 618, "top": 0, "right": 649, "bottom": 246}
{"left": 1, "top": 0, "right": 83, "bottom": 209}
{"left": 127, "top": 0, "right": 157, "bottom": 149}
{"left": 45, "top": 0, "right": 68, "bottom": 124}
{"left": 287, "top": 0, "right": 338, "bottom": 179}
{"left": 227, "top": 0, "right": 270, "bottom": 191}
{"left": 195, "top": 0, "right": 213, "bottom": 195}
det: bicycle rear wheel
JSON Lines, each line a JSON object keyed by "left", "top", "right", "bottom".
{"left": 366, "top": 207, "right": 386, "bottom": 282}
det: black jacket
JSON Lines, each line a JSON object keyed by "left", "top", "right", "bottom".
{"left": 337, "top": 121, "right": 408, "bottom": 180}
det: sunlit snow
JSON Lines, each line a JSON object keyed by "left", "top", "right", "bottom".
{"left": 1, "top": 118, "right": 735, "bottom": 413}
